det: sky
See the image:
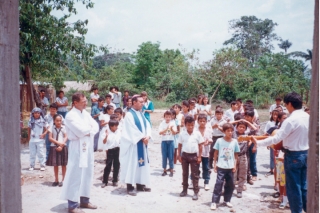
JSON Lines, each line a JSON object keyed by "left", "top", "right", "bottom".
{"left": 57, "top": 0, "right": 315, "bottom": 62}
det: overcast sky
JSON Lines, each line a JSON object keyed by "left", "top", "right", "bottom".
{"left": 60, "top": 0, "right": 315, "bottom": 62}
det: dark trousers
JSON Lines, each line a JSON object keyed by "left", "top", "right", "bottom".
{"left": 68, "top": 197, "right": 89, "bottom": 209}
{"left": 127, "top": 183, "right": 146, "bottom": 191}
{"left": 212, "top": 168, "right": 234, "bottom": 203}
{"left": 182, "top": 152, "right": 200, "bottom": 194}
{"left": 45, "top": 134, "right": 50, "bottom": 161}
{"left": 284, "top": 150, "right": 308, "bottom": 213}
{"left": 202, "top": 157, "right": 210, "bottom": 184}
{"left": 209, "top": 136, "right": 223, "bottom": 168}
{"left": 249, "top": 143, "right": 257, "bottom": 176}
{"left": 103, "top": 147, "right": 120, "bottom": 184}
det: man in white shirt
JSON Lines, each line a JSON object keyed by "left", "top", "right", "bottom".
{"left": 252, "top": 92, "right": 309, "bottom": 213}
{"left": 269, "top": 97, "right": 285, "bottom": 115}
{"left": 61, "top": 92, "right": 99, "bottom": 213}
{"left": 111, "top": 86, "right": 122, "bottom": 108}
{"left": 90, "top": 87, "right": 99, "bottom": 107}
{"left": 225, "top": 101, "right": 238, "bottom": 122}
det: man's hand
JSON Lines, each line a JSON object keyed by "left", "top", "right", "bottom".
{"left": 232, "top": 167, "right": 237, "bottom": 173}
{"left": 214, "top": 165, "right": 217, "bottom": 173}
{"left": 142, "top": 136, "right": 150, "bottom": 145}
{"left": 39, "top": 133, "right": 46, "bottom": 139}
{"left": 178, "top": 155, "right": 182, "bottom": 163}
{"left": 197, "top": 156, "right": 201, "bottom": 164}
{"left": 212, "top": 124, "right": 218, "bottom": 129}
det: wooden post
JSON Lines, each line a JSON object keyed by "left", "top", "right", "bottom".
{"left": 0, "top": 0, "right": 22, "bottom": 212}
{"left": 307, "top": 0, "right": 319, "bottom": 212}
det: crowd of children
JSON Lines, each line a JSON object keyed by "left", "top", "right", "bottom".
{"left": 27, "top": 89, "right": 303, "bottom": 211}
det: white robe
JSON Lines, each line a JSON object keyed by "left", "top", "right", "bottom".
{"left": 60, "top": 107, "right": 99, "bottom": 202}
{"left": 119, "top": 108, "right": 152, "bottom": 186}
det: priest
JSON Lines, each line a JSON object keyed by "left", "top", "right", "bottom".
{"left": 61, "top": 92, "right": 99, "bottom": 213}
{"left": 120, "top": 95, "right": 152, "bottom": 196}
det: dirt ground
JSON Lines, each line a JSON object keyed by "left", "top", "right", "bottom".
{"left": 21, "top": 110, "right": 290, "bottom": 213}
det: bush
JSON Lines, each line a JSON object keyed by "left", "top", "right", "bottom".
{"left": 165, "top": 92, "right": 177, "bottom": 103}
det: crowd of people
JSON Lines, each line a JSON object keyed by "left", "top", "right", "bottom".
{"left": 26, "top": 88, "right": 309, "bottom": 213}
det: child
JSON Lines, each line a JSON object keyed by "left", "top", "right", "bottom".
{"left": 47, "top": 114, "right": 68, "bottom": 186}
{"left": 91, "top": 97, "right": 105, "bottom": 123}
{"left": 159, "top": 111, "right": 177, "bottom": 177}
{"left": 103, "top": 94, "right": 116, "bottom": 109}
{"left": 198, "top": 96, "right": 212, "bottom": 121}
{"left": 98, "top": 105, "right": 114, "bottom": 150}
{"left": 28, "top": 107, "right": 47, "bottom": 171}
{"left": 225, "top": 101, "right": 238, "bottom": 122}
{"left": 209, "top": 109, "right": 227, "bottom": 169}
{"left": 172, "top": 105, "right": 182, "bottom": 164}
{"left": 181, "top": 101, "right": 190, "bottom": 119}
{"left": 177, "top": 116, "right": 204, "bottom": 201}
{"left": 211, "top": 123, "right": 240, "bottom": 210}
{"left": 122, "top": 90, "right": 130, "bottom": 108}
{"left": 197, "top": 114, "right": 213, "bottom": 190}
{"left": 114, "top": 108, "right": 124, "bottom": 132}
{"left": 188, "top": 99, "right": 198, "bottom": 120}
{"left": 232, "top": 121, "right": 250, "bottom": 198}
{"left": 101, "top": 119, "right": 121, "bottom": 187}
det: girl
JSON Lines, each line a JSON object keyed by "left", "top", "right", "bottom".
{"left": 198, "top": 96, "right": 212, "bottom": 121}
{"left": 47, "top": 114, "right": 68, "bottom": 186}
{"left": 28, "top": 107, "right": 47, "bottom": 171}
{"left": 141, "top": 91, "right": 154, "bottom": 125}
{"left": 264, "top": 110, "right": 279, "bottom": 176}
{"left": 98, "top": 105, "right": 114, "bottom": 150}
{"left": 196, "top": 95, "right": 204, "bottom": 111}
{"left": 170, "top": 108, "right": 180, "bottom": 164}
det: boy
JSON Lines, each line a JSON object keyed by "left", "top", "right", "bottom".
{"left": 225, "top": 101, "right": 238, "bottom": 122}
{"left": 91, "top": 97, "right": 104, "bottom": 151}
{"left": 236, "top": 98, "right": 244, "bottom": 115}
{"left": 244, "top": 110, "right": 259, "bottom": 181}
{"left": 111, "top": 86, "right": 122, "bottom": 108}
{"left": 122, "top": 90, "right": 130, "bottom": 108}
{"left": 209, "top": 109, "right": 227, "bottom": 169}
{"left": 232, "top": 121, "right": 251, "bottom": 198}
{"left": 269, "top": 97, "right": 285, "bottom": 115}
{"left": 159, "top": 111, "right": 177, "bottom": 177}
{"left": 101, "top": 119, "right": 121, "bottom": 188}
{"left": 211, "top": 123, "right": 240, "bottom": 210}
{"left": 197, "top": 114, "right": 213, "bottom": 190}
{"left": 103, "top": 94, "right": 116, "bottom": 109}
{"left": 114, "top": 108, "right": 124, "bottom": 132}
{"left": 188, "top": 99, "right": 198, "bottom": 120}
{"left": 177, "top": 116, "right": 204, "bottom": 200}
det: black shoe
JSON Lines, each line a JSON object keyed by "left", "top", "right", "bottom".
{"left": 137, "top": 187, "right": 151, "bottom": 192}
{"left": 192, "top": 193, "right": 198, "bottom": 200}
{"left": 127, "top": 190, "right": 137, "bottom": 196}
{"left": 162, "top": 172, "right": 167, "bottom": 176}
{"left": 112, "top": 182, "right": 118, "bottom": 187}
{"left": 180, "top": 190, "right": 187, "bottom": 197}
{"left": 52, "top": 182, "right": 59, "bottom": 186}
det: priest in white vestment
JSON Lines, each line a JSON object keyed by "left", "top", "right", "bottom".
{"left": 120, "top": 95, "right": 152, "bottom": 196}
{"left": 60, "top": 92, "right": 99, "bottom": 213}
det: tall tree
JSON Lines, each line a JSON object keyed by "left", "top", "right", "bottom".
{"left": 224, "top": 16, "right": 280, "bottom": 63}
{"left": 288, "top": 49, "right": 313, "bottom": 66}
{"left": 278, "top": 39, "right": 292, "bottom": 53}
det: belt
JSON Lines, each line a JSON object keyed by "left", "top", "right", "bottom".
{"left": 283, "top": 149, "right": 308, "bottom": 155}
{"left": 182, "top": 152, "right": 197, "bottom": 155}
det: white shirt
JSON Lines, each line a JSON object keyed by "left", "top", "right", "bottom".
{"left": 197, "top": 127, "right": 213, "bottom": 157}
{"left": 112, "top": 92, "right": 122, "bottom": 104}
{"left": 264, "top": 121, "right": 276, "bottom": 134}
{"left": 254, "top": 109, "right": 259, "bottom": 119}
{"left": 189, "top": 108, "right": 197, "bottom": 117}
{"left": 90, "top": 93, "right": 99, "bottom": 101}
{"left": 103, "top": 129, "right": 121, "bottom": 150}
{"left": 269, "top": 104, "right": 285, "bottom": 113}
{"left": 103, "top": 102, "right": 116, "bottom": 109}
{"left": 56, "top": 97, "right": 68, "bottom": 112}
{"left": 257, "top": 110, "right": 309, "bottom": 151}
{"left": 45, "top": 114, "right": 64, "bottom": 131}
{"left": 178, "top": 130, "right": 204, "bottom": 154}
{"left": 50, "top": 125, "right": 66, "bottom": 146}
{"left": 225, "top": 109, "right": 238, "bottom": 122}
{"left": 159, "top": 120, "right": 177, "bottom": 141}
{"left": 210, "top": 117, "right": 227, "bottom": 136}
{"left": 99, "top": 113, "right": 110, "bottom": 123}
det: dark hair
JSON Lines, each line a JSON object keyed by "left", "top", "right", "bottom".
{"left": 189, "top": 97, "right": 197, "bottom": 104}
{"left": 109, "top": 86, "right": 114, "bottom": 91}
{"left": 246, "top": 100, "right": 253, "bottom": 104}
{"left": 109, "top": 119, "right": 119, "bottom": 127}
{"left": 105, "top": 94, "right": 112, "bottom": 99}
{"left": 197, "top": 95, "right": 204, "bottom": 103}
{"left": 277, "top": 112, "right": 287, "bottom": 126}
{"left": 98, "top": 97, "right": 104, "bottom": 102}
{"left": 58, "top": 90, "right": 64, "bottom": 95}
{"left": 182, "top": 100, "right": 190, "bottom": 108}
{"left": 236, "top": 121, "right": 247, "bottom": 128}
{"left": 172, "top": 104, "right": 182, "bottom": 110}
{"left": 170, "top": 109, "right": 176, "bottom": 119}
{"left": 275, "top": 97, "right": 282, "bottom": 101}
{"left": 40, "top": 89, "right": 45, "bottom": 93}
{"left": 104, "top": 105, "right": 114, "bottom": 114}
{"left": 49, "top": 103, "right": 58, "bottom": 109}
{"left": 124, "top": 90, "right": 129, "bottom": 94}
{"left": 230, "top": 101, "right": 237, "bottom": 107}
{"left": 234, "top": 113, "right": 243, "bottom": 121}
{"left": 215, "top": 105, "right": 222, "bottom": 109}
{"left": 164, "top": 110, "right": 172, "bottom": 117}
{"left": 140, "top": 91, "right": 147, "bottom": 97}
{"left": 113, "top": 86, "right": 119, "bottom": 92}
{"left": 114, "top": 108, "right": 123, "bottom": 115}
{"left": 92, "top": 87, "right": 98, "bottom": 91}
{"left": 236, "top": 98, "right": 242, "bottom": 103}
{"left": 201, "top": 96, "right": 209, "bottom": 105}
{"left": 132, "top": 95, "right": 142, "bottom": 104}
{"left": 53, "top": 114, "right": 63, "bottom": 121}
{"left": 304, "top": 107, "right": 310, "bottom": 112}
{"left": 283, "top": 92, "right": 302, "bottom": 109}
{"left": 244, "top": 110, "right": 255, "bottom": 117}
{"left": 72, "top": 92, "right": 84, "bottom": 104}
{"left": 222, "top": 123, "right": 234, "bottom": 132}
{"left": 110, "top": 114, "right": 119, "bottom": 120}
{"left": 215, "top": 109, "right": 223, "bottom": 114}
{"left": 197, "top": 113, "right": 207, "bottom": 121}
{"left": 184, "top": 115, "right": 195, "bottom": 124}
{"left": 270, "top": 110, "right": 279, "bottom": 122}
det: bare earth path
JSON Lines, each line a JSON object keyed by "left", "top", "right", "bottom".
{"left": 21, "top": 111, "right": 290, "bottom": 213}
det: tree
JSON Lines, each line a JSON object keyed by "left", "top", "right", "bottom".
{"left": 199, "top": 47, "right": 248, "bottom": 104}
{"left": 224, "top": 16, "right": 280, "bottom": 64}
{"left": 278, "top": 39, "right": 292, "bottom": 53}
{"left": 288, "top": 49, "right": 313, "bottom": 66}
{"left": 19, "top": 0, "right": 106, "bottom": 107}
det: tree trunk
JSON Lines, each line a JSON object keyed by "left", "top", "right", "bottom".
{"left": 209, "top": 81, "right": 222, "bottom": 105}
{"left": 307, "top": 1, "right": 319, "bottom": 212}
{"left": 0, "top": 0, "right": 22, "bottom": 212}
{"left": 25, "top": 63, "right": 35, "bottom": 111}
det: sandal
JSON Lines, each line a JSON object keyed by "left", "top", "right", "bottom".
{"left": 279, "top": 203, "right": 286, "bottom": 209}
{"left": 273, "top": 192, "right": 280, "bottom": 198}
{"left": 265, "top": 171, "right": 273, "bottom": 177}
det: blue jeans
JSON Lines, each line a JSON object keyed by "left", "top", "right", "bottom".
{"left": 270, "top": 148, "right": 274, "bottom": 170}
{"left": 161, "top": 141, "right": 174, "bottom": 169}
{"left": 212, "top": 168, "right": 234, "bottom": 203}
{"left": 57, "top": 111, "right": 67, "bottom": 118}
{"left": 249, "top": 143, "right": 257, "bottom": 176}
{"left": 202, "top": 157, "right": 210, "bottom": 184}
{"left": 68, "top": 197, "right": 89, "bottom": 209}
{"left": 284, "top": 150, "right": 308, "bottom": 213}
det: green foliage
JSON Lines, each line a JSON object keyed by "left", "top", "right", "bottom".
{"left": 224, "top": 16, "right": 280, "bottom": 63}
{"left": 278, "top": 39, "right": 292, "bottom": 53}
{"left": 165, "top": 92, "right": 177, "bottom": 103}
